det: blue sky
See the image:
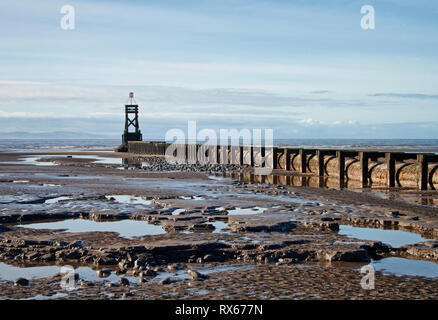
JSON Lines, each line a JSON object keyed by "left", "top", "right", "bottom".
{"left": 0, "top": 0, "right": 437, "bottom": 139}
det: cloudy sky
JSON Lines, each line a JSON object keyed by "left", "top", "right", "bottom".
{"left": 0, "top": 0, "right": 437, "bottom": 139}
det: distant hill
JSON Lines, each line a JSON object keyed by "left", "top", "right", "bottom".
{"left": 0, "top": 131, "right": 116, "bottom": 139}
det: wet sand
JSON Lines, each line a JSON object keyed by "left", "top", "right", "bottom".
{"left": 0, "top": 152, "right": 437, "bottom": 300}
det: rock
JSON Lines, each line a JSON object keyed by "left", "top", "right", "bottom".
{"left": 96, "top": 268, "right": 112, "bottom": 278}
{"left": 187, "top": 269, "right": 207, "bottom": 281}
{"left": 321, "top": 249, "right": 370, "bottom": 262}
{"left": 153, "top": 266, "right": 164, "bottom": 272}
{"left": 118, "top": 260, "right": 133, "bottom": 269}
{"left": 143, "top": 269, "right": 158, "bottom": 277}
{"left": 134, "top": 258, "right": 147, "bottom": 269}
{"left": 122, "top": 292, "right": 134, "bottom": 299}
{"left": 70, "top": 240, "right": 85, "bottom": 248}
{"left": 203, "top": 254, "right": 215, "bottom": 262}
{"left": 159, "top": 277, "right": 173, "bottom": 285}
{"left": 0, "top": 224, "right": 11, "bottom": 233}
{"left": 167, "top": 263, "right": 182, "bottom": 272}
{"left": 116, "top": 269, "right": 127, "bottom": 275}
{"left": 40, "top": 253, "right": 55, "bottom": 261}
{"left": 94, "top": 257, "right": 106, "bottom": 266}
{"left": 27, "top": 252, "right": 40, "bottom": 260}
{"left": 126, "top": 253, "right": 137, "bottom": 262}
{"left": 390, "top": 211, "right": 406, "bottom": 217}
{"left": 14, "top": 278, "right": 29, "bottom": 286}
{"left": 55, "top": 241, "right": 69, "bottom": 247}
{"left": 118, "top": 277, "right": 130, "bottom": 286}
{"left": 65, "top": 249, "right": 82, "bottom": 260}
{"left": 105, "top": 282, "right": 118, "bottom": 288}
{"left": 80, "top": 280, "right": 92, "bottom": 287}
{"left": 190, "top": 223, "right": 215, "bottom": 232}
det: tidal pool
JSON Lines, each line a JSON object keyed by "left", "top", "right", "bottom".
{"left": 0, "top": 263, "right": 61, "bottom": 281}
{"left": 227, "top": 207, "right": 267, "bottom": 216}
{"left": 18, "top": 219, "right": 166, "bottom": 239}
{"left": 45, "top": 196, "right": 73, "bottom": 204}
{"left": 339, "top": 225, "right": 433, "bottom": 248}
{"left": 0, "top": 263, "right": 251, "bottom": 285}
{"left": 105, "top": 195, "right": 151, "bottom": 205}
{"left": 172, "top": 209, "right": 186, "bottom": 216}
{"left": 371, "top": 257, "right": 438, "bottom": 278}
{"left": 212, "top": 221, "right": 228, "bottom": 233}
{"left": 0, "top": 263, "right": 132, "bottom": 283}
{"left": 179, "top": 196, "right": 205, "bottom": 201}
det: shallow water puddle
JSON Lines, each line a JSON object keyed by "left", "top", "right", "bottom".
{"left": 62, "top": 155, "right": 123, "bottom": 165}
{"left": 0, "top": 262, "right": 250, "bottom": 285}
{"left": 208, "top": 176, "right": 232, "bottom": 182}
{"left": 57, "top": 154, "right": 122, "bottom": 165}
{"left": 45, "top": 196, "right": 73, "bottom": 204}
{"left": 179, "top": 196, "right": 205, "bottom": 201}
{"left": 105, "top": 195, "right": 151, "bottom": 205}
{"left": 18, "top": 219, "right": 166, "bottom": 239}
{"left": 0, "top": 263, "right": 128, "bottom": 283}
{"left": 1, "top": 156, "right": 60, "bottom": 166}
{"left": 339, "top": 225, "right": 433, "bottom": 248}
{"left": 226, "top": 207, "right": 267, "bottom": 216}
{"left": 20, "top": 292, "right": 70, "bottom": 300}
{"left": 172, "top": 209, "right": 186, "bottom": 215}
{"left": 371, "top": 257, "right": 438, "bottom": 278}
{"left": 4, "top": 154, "right": 123, "bottom": 167}
{"left": 20, "top": 156, "right": 59, "bottom": 166}
{"left": 0, "top": 263, "right": 60, "bottom": 281}
{"left": 212, "top": 221, "right": 228, "bottom": 233}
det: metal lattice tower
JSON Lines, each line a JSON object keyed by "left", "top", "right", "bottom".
{"left": 122, "top": 92, "right": 142, "bottom": 145}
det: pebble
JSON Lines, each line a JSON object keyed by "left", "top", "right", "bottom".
{"left": 118, "top": 277, "right": 130, "bottom": 286}
{"left": 14, "top": 278, "right": 29, "bottom": 286}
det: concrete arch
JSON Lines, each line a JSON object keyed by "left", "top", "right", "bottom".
{"left": 368, "top": 161, "right": 384, "bottom": 185}
{"left": 324, "top": 155, "right": 336, "bottom": 176}
{"left": 396, "top": 162, "right": 414, "bottom": 187}
{"left": 307, "top": 154, "right": 316, "bottom": 173}
{"left": 429, "top": 164, "right": 438, "bottom": 190}
{"left": 277, "top": 152, "right": 286, "bottom": 170}
{"left": 345, "top": 159, "right": 359, "bottom": 181}
{"left": 291, "top": 153, "right": 299, "bottom": 171}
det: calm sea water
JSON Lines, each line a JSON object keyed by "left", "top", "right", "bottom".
{"left": 0, "top": 139, "right": 437, "bottom": 153}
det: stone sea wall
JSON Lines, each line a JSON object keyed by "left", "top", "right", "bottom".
{"left": 127, "top": 141, "right": 438, "bottom": 189}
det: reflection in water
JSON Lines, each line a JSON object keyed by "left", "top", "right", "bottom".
{"left": 212, "top": 221, "right": 228, "bottom": 233}
{"left": 372, "top": 257, "right": 438, "bottom": 278}
{"left": 18, "top": 219, "right": 166, "bottom": 239}
{"left": 0, "top": 262, "right": 61, "bottom": 281}
{"left": 0, "top": 262, "right": 250, "bottom": 285}
{"left": 338, "top": 225, "right": 433, "bottom": 248}
{"left": 45, "top": 196, "right": 73, "bottom": 204}
{"left": 215, "top": 172, "right": 438, "bottom": 207}
{"left": 227, "top": 207, "right": 267, "bottom": 216}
